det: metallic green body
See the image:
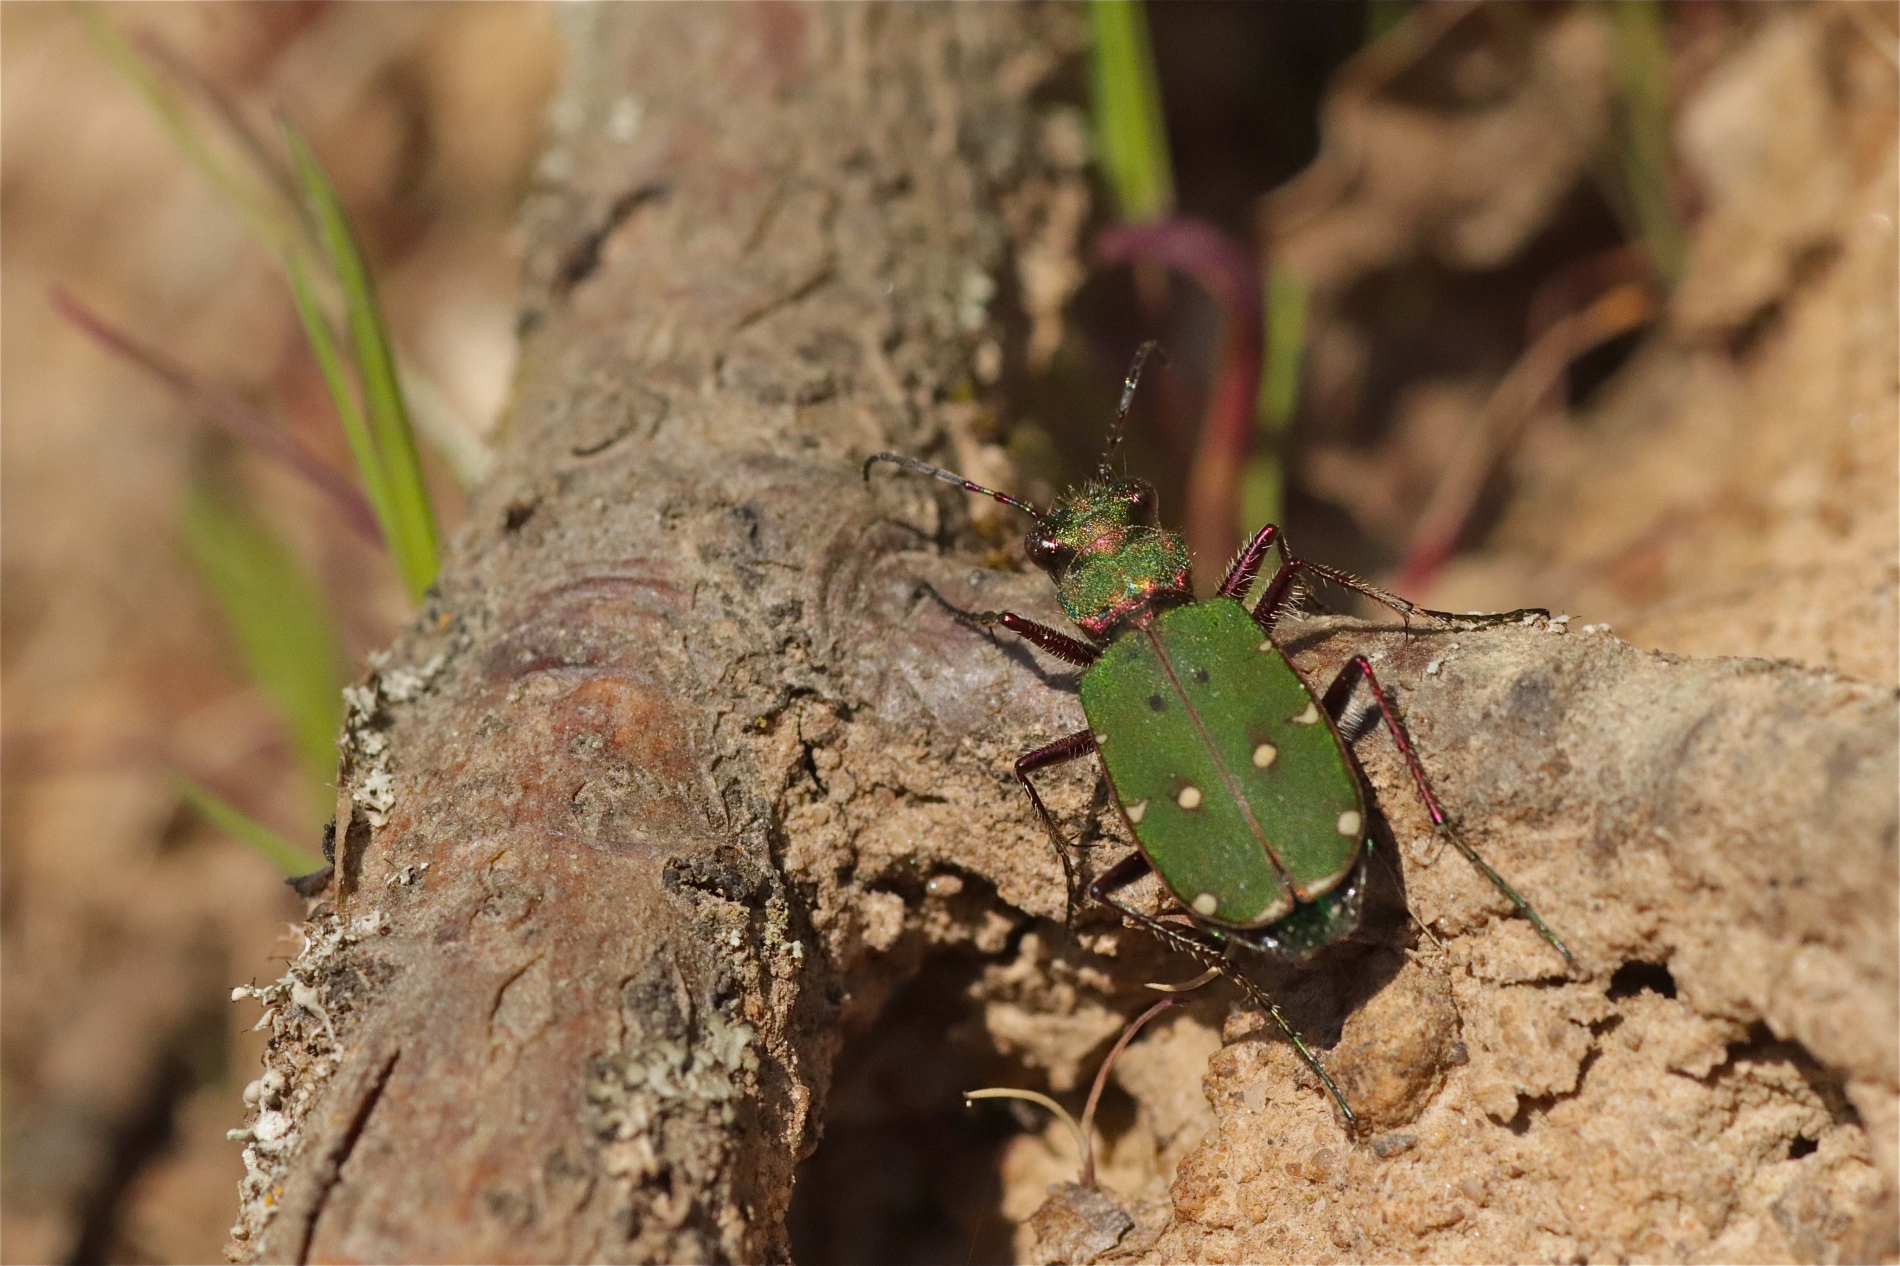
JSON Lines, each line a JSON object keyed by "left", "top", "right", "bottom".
{"left": 1079, "top": 598, "right": 1365, "bottom": 928}
{"left": 1041, "top": 481, "right": 1192, "bottom": 640}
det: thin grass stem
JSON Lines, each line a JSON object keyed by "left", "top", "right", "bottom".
{"left": 172, "top": 773, "right": 325, "bottom": 876}
{"left": 1078, "top": 998, "right": 1174, "bottom": 1187}
{"left": 53, "top": 288, "right": 383, "bottom": 545}
{"left": 964, "top": 1089, "right": 1090, "bottom": 1182}
{"left": 284, "top": 122, "right": 440, "bottom": 602}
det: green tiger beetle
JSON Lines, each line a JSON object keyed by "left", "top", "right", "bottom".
{"left": 865, "top": 343, "right": 1572, "bottom": 1137}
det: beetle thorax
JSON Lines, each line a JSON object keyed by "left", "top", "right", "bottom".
{"left": 1025, "top": 477, "right": 1192, "bottom": 639}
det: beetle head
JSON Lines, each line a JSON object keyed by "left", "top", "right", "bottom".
{"left": 1028, "top": 474, "right": 1192, "bottom": 639}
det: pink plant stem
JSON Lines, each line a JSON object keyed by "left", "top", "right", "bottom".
{"left": 52, "top": 288, "right": 383, "bottom": 545}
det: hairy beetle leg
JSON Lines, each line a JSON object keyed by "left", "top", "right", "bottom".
{"left": 1089, "top": 853, "right": 1361, "bottom": 1137}
{"left": 975, "top": 611, "right": 1101, "bottom": 667}
{"left": 1322, "top": 654, "right": 1573, "bottom": 970}
{"left": 1232, "top": 522, "right": 1546, "bottom": 638}
{"left": 1015, "top": 729, "right": 1100, "bottom": 920}
{"left": 1216, "top": 522, "right": 1283, "bottom": 601}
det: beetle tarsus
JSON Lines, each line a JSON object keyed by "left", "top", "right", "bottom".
{"left": 1417, "top": 604, "right": 1552, "bottom": 627}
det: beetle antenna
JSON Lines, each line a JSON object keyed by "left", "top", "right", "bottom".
{"left": 1100, "top": 340, "right": 1166, "bottom": 473}
{"left": 863, "top": 452, "right": 1043, "bottom": 519}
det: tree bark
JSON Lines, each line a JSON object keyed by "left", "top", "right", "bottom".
{"left": 230, "top": 6, "right": 1896, "bottom": 1263}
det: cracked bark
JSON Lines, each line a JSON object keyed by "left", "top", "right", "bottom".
{"left": 231, "top": 6, "right": 1896, "bottom": 1262}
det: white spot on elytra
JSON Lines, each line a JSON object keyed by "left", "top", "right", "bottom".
{"left": 1257, "top": 639, "right": 1274, "bottom": 652}
{"left": 1126, "top": 799, "right": 1149, "bottom": 824}
{"left": 1252, "top": 743, "right": 1278, "bottom": 768}
{"left": 1177, "top": 785, "right": 1203, "bottom": 810}
{"left": 1337, "top": 810, "right": 1363, "bottom": 837}
{"left": 1292, "top": 702, "right": 1320, "bottom": 725}
{"left": 1192, "top": 892, "right": 1220, "bottom": 917}
{"left": 1093, "top": 732, "right": 1108, "bottom": 745}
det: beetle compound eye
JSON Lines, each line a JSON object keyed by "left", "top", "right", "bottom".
{"left": 1128, "top": 481, "right": 1158, "bottom": 521}
{"left": 1025, "top": 535, "right": 1073, "bottom": 570}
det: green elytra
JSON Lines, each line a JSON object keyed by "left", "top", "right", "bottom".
{"left": 865, "top": 343, "right": 1571, "bottom": 1133}
{"left": 1081, "top": 597, "right": 1361, "bottom": 929}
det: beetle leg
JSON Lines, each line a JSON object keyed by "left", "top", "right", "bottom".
{"left": 1323, "top": 654, "right": 1574, "bottom": 970}
{"left": 1248, "top": 554, "right": 1306, "bottom": 636}
{"left": 1247, "top": 527, "right": 1546, "bottom": 636}
{"left": 1304, "top": 560, "right": 1550, "bottom": 630}
{"left": 1087, "top": 857, "right": 1360, "bottom": 1137}
{"left": 1015, "top": 729, "right": 1100, "bottom": 917}
{"left": 976, "top": 611, "right": 1101, "bottom": 667}
{"left": 1216, "top": 522, "right": 1282, "bottom": 600}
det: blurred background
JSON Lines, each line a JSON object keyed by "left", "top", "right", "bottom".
{"left": 2, "top": 3, "right": 1893, "bottom": 1263}
{"left": 3, "top": 5, "right": 560, "bottom": 1260}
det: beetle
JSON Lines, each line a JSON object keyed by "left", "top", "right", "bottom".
{"left": 865, "top": 343, "right": 1571, "bottom": 1134}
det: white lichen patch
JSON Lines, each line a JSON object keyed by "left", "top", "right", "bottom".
{"left": 226, "top": 910, "right": 394, "bottom": 1252}
{"left": 585, "top": 1009, "right": 761, "bottom": 1185}
{"left": 378, "top": 653, "right": 446, "bottom": 704}
{"left": 760, "top": 899, "right": 807, "bottom": 974}
{"left": 344, "top": 653, "right": 446, "bottom": 827}
{"left": 384, "top": 862, "right": 428, "bottom": 889}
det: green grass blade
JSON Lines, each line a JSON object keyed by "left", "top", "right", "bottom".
{"left": 1366, "top": 0, "right": 1413, "bottom": 44}
{"left": 79, "top": 5, "right": 295, "bottom": 260}
{"left": 1258, "top": 266, "right": 1308, "bottom": 432}
{"left": 285, "top": 251, "right": 397, "bottom": 547}
{"left": 85, "top": 13, "right": 493, "bottom": 493}
{"left": 182, "top": 482, "right": 344, "bottom": 803}
{"left": 1241, "top": 266, "right": 1309, "bottom": 535}
{"left": 1608, "top": 0, "right": 1685, "bottom": 283}
{"left": 1089, "top": 0, "right": 1175, "bottom": 222}
{"left": 171, "top": 772, "right": 324, "bottom": 876}
{"left": 282, "top": 122, "right": 439, "bottom": 602}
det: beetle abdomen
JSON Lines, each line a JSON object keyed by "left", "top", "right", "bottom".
{"left": 1078, "top": 598, "right": 1365, "bottom": 927}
